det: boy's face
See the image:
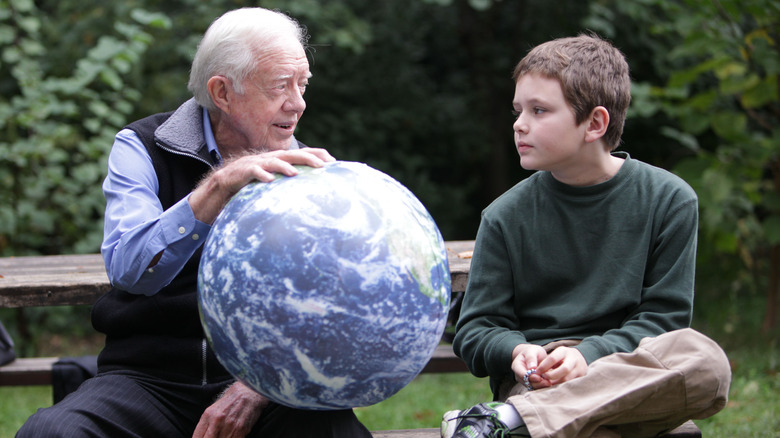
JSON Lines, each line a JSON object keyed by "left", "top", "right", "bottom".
{"left": 512, "top": 73, "right": 590, "bottom": 175}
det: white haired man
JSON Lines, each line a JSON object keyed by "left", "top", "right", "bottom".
{"left": 17, "top": 8, "right": 372, "bottom": 438}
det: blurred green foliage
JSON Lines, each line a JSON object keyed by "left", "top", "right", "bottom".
{"left": 0, "top": 0, "right": 594, "bottom": 257}
{"left": 0, "top": 0, "right": 170, "bottom": 255}
{"left": 1, "top": 3, "right": 778, "bottom": 435}
{"left": 0, "top": 0, "right": 779, "bottom": 336}
{"left": 588, "top": 0, "right": 780, "bottom": 332}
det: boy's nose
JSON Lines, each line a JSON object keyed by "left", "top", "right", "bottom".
{"left": 513, "top": 115, "right": 528, "bottom": 133}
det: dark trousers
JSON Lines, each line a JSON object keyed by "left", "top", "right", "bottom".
{"left": 16, "top": 370, "right": 372, "bottom": 438}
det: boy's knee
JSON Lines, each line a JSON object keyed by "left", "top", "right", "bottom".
{"left": 682, "top": 329, "right": 732, "bottom": 414}
{"left": 669, "top": 329, "right": 730, "bottom": 377}
{"left": 643, "top": 328, "right": 731, "bottom": 412}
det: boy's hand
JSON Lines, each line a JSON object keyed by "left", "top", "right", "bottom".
{"left": 535, "top": 346, "right": 588, "bottom": 387}
{"left": 511, "top": 344, "right": 548, "bottom": 388}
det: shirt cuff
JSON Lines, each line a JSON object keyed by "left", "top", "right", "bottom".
{"left": 160, "top": 194, "right": 211, "bottom": 246}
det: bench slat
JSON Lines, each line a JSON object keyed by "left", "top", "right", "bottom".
{"left": 0, "top": 344, "right": 467, "bottom": 386}
{"left": 664, "top": 421, "right": 702, "bottom": 437}
{"left": 0, "top": 357, "right": 58, "bottom": 386}
{"left": 420, "top": 345, "right": 468, "bottom": 374}
{"left": 372, "top": 429, "right": 438, "bottom": 438}
{"left": 0, "top": 241, "right": 475, "bottom": 308}
{"left": 370, "top": 421, "right": 702, "bottom": 437}
{"left": 0, "top": 254, "right": 109, "bottom": 308}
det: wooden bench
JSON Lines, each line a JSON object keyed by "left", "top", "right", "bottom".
{"left": 0, "top": 241, "right": 474, "bottom": 309}
{"left": 0, "top": 357, "right": 59, "bottom": 386}
{"left": 371, "top": 422, "right": 705, "bottom": 438}
{"left": 0, "top": 344, "right": 467, "bottom": 387}
{"left": 373, "top": 430, "right": 440, "bottom": 437}
{"left": 0, "top": 241, "right": 474, "bottom": 387}
{"left": 0, "top": 240, "right": 701, "bottom": 437}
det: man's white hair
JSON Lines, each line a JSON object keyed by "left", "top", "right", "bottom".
{"left": 188, "top": 8, "right": 308, "bottom": 110}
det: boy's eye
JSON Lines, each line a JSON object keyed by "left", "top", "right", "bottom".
{"left": 533, "top": 107, "right": 545, "bottom": 114}
{"left": 511, "top": 109, "right": 521, "bottom": 117}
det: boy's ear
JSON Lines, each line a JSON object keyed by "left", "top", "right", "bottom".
{"left": 584, "top": 106, "right": 609, "bottom": 143}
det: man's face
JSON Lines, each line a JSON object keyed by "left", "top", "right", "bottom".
{"left": 227, "top": 37, "right": 311, "bottom": 152}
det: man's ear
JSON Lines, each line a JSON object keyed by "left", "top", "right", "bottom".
{"left": 207, "top": 76, "right": 231, "bottom": 114}
{"left": 584, "top": 106, "right": 609, "bottom": 143}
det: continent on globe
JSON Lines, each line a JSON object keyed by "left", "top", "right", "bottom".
{"left": 198, "top": 161, "right": 451, "bottom": 410}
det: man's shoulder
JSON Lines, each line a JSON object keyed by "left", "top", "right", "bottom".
{"left": 124, "top": 103, "right": 184, "bottom": 148}
{"left": 123, "top": 112, "right": 175, "bottom": 159}
{"left": 125, "top": 111, "right": 175, "bottom": 136}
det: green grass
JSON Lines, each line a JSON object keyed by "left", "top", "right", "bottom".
{"left": 355, "top": 373, "right": 492, "bottom": 430}
{"left": 694, "top": 344, "right": 780, "bottom": 437}
{"left": 2, "top": 295, "right": 778, "bottom": 437}
{"left": 3, "top": 344, "right": 778, "bottom": 438}
{"left": 0, "top": 386, "right": 49, "bottom": 438}
{"left": 0, "top": 373, "right": 491, "bottom": 437}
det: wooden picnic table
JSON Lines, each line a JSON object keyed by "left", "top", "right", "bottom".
{"left": 0, "top": 240, "right": 475, "bottom": 308}
{"left": 0, "top": 241, "right": 705, "bottom": 438}
{"left": 0, "top": 240, "right": 477, "bottom": 386}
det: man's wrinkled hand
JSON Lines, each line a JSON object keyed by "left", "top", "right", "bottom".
{"left": 192, "top": 381, "right": 270, "bottom": 438}
{"left": 190, "top": 148, "right": 335, "bottom": 224}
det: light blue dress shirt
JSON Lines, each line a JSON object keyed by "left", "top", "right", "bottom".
{"left": 101, "top": 108, "right": 219, "bottom": 295}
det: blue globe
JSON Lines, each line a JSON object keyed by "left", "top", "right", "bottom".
{"left": 198, "top": 161, "right": 451, "bottom": 410}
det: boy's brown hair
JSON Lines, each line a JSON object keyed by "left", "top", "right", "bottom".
{"left": 512, "top": 34, "right": 631, "bottom": 150}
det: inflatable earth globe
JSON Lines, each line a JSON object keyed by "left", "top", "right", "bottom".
{"left": 198, "top": 161, "right": 451, "bottom": 410}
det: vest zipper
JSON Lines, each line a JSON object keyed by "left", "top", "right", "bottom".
{"left": 155, "top": 141, "right": 215, "bottom": 169}
{"left": 155, "top": 141, "right": 212, "bottom": 386}
{"left": 201, "top": 338, "right": 208, "bottom": 385}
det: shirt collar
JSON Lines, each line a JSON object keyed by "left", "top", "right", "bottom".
{"left": 201, "top": 107, "right": 302, "bottom": 165}
{"left": 202, "top": 107, "right": 222, "bottom": 165}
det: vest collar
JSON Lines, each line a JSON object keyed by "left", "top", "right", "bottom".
{"left": 153, "top": 98, "right": 213, "bottom": 165}
{"left": 154, "top": 97, "right": 303, "bottom": 166}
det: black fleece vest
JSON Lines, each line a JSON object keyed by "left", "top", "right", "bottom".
{"left": 91, "top": 111, "right": 231, "bottom": 383}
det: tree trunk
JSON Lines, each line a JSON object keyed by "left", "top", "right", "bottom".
{"left": 763, "top": 162, "right": 780, "bottom": 332}
{"left": 763, "top": 244, "right": 779, "bottom": 332}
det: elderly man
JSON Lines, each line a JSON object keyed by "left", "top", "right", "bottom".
{"left": 17, "top": 8, "right": 372, "bottom": 438}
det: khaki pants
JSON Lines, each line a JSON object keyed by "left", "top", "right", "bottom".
{"left": 499, "top": 329, "right": 731, "bottom": 438}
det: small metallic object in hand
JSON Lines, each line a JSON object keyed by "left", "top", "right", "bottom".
{"left": 523, "top": 368, "right": 537, "bottom": 391}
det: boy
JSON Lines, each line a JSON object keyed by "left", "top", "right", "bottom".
{"left": 441, "top": 35, "right": 731, "bottom": 438}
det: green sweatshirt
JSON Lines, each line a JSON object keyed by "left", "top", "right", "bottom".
{"left": 453, "top": 153, "right": 698, "bottom": 393}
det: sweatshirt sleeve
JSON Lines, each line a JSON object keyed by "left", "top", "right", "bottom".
{"left": 453, "top": 215, "right": 527, "bottom": 379}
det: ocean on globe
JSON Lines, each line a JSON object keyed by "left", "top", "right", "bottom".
{"left": 198, "top": 161, "right": 451, "bottom": 410}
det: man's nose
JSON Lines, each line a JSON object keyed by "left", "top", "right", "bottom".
{"left": 284, "top": 87, "right": 306, "bottom": 113}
